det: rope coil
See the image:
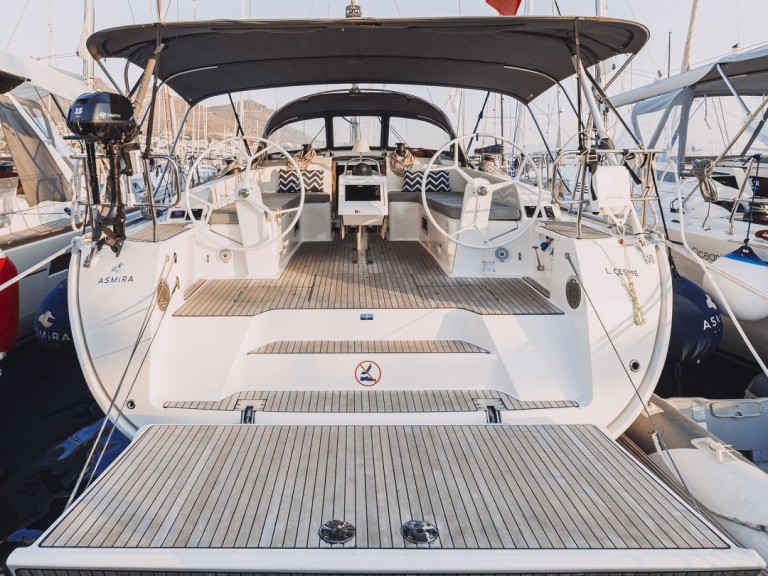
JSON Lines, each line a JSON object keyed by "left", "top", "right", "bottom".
{"left": 390, "top": 147, "right": 415, "bottom": 176}
{"left": 479, "top": 153, "right": 503, "bottom": 175}
{"left": 287, "top": 146, "right": 317, "bottom": 171}
{"left": 691, "top": 158, "right": 718, "bottom": 202}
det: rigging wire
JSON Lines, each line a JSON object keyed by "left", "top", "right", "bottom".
{"left": 87, "top": 266, "right": 180, "bottom": 489}
{"left": 5, "top": 0, "right": 31, "bottom": 51}
{"left": 563, "top": 250, "right": 703, "bottom": 516}
{"left": 66, "top": 252, "right": 179, "bottom": 506}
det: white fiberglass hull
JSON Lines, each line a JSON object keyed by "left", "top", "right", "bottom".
{"left": 660, "top": 196, "right": 768, "bottom": 365}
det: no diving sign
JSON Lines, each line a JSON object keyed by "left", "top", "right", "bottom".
{"left": 355, "top": 360, "right": 381, "bottom": 386}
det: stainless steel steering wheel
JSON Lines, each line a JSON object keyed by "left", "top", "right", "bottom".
{"left": 421, "top": 133, "right": 544, "bottom": 250}
{"left": 184, "top": 136, "right": 305, "bottom": 251}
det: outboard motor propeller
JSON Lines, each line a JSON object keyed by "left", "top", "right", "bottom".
{"left": 67, "top": 92, "right": 139, "bottom": 256}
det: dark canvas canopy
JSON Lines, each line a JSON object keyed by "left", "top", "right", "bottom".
{"left": 262, "top": 90, "right": 456, "bottom": 138}
{"left": 87, "top": 16, "right": 649, "bottom": 105}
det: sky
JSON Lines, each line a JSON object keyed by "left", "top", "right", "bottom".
{"left": 1, "top": 0, "right": 766, "bottom": 147}
{"left": 3, "top": 0, "right": 766, "bottom": 84}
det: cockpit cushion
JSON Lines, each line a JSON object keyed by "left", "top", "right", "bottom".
{"left": 277, "top": 169, "right": 324, "bottom": 193}
{"left": 402, "top": 169, "right": 450, "bottom": 193}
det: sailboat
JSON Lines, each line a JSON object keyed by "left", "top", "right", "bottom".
{"left": 611, "top": 45, "right": 768, "bottom": 367}
{"left": 0, "top": 50, "right": 90, "bottom": 352}
{"left": 7, "top": 10, "right": 765, "bottom": 575}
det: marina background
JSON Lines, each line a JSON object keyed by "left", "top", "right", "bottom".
{"left": 2, "top": 1, "right": 767, "bottom": 148}
{"left": 1, "top": 0, "right": 767, "bottom": 571}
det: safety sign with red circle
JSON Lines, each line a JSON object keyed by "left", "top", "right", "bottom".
{"left": 355, "top": 360, "right": 381, "bottom": 386}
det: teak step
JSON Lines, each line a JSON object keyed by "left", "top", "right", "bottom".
{"left": 249, "top": 340, "right": 489, "bottom": 355}
{"left": 161, "top": 390, "right": 579, "bottom": 412}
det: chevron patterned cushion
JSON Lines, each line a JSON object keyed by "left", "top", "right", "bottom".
{"left": 401, "top": 169, "right": 450, "bottom": 193}
{"left": 277, "top": 169, "right": 324, "bottom": 193}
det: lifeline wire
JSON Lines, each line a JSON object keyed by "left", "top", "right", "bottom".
{"left": 66, "top": 251, "right": 177, "bottom": 508}
{"left": 87, "top": 269, "right": 180, "bottom": 491}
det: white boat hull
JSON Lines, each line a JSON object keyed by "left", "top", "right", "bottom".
{"left": 660, "top": 197, "right": 768, "bottom": 365}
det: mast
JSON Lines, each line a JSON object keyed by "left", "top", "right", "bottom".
{"left": 82, "top": 0, "right": 95, "bottom": 87}
{"left": 594, "top": 0, "right": 605, "bottom": 86}
{"left": 681, "top": 0, "right": 700, "bottom": 72}
{"left": 156, "top": 0, "right": 166, "bottom": 23}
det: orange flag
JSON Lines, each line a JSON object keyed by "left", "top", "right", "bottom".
{"left": 486, "top": 0, "right": 523, "bottom": 15}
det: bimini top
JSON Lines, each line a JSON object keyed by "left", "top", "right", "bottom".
{"left": 612, "top": 43, "right": 768, "bottom": 107}
{"left": 262, "top": 89, "right": 456, "bottom": 138}
{"left": 86, "top": 16, "right": 649, "bottom": 105}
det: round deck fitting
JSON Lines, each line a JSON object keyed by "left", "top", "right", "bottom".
{"left": 401, "top": 520, "right": 439, "bottom": 543}
{"left": 319, "top": 519, "right": 356, "bottom": 544}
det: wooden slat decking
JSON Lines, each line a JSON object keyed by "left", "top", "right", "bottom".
{"left": 174, "top": 236, "right": 562, "bottom": 317}
{"left": 162, "top": 390, "right": 579, "bottom": 412}
{"left": 249, "top": 340, "right": 489, "bottom": 354}
{"left": 128, "top": 222, "right": 190, "bottom": 242}
{"left": 40, "top": 424, "right": 727, "bottom": 551}
{"left": 541, "top": 221, "right": 611, "bottom": 239}
{"left": 0, "top": 217, "right": 73, "bottom": 250}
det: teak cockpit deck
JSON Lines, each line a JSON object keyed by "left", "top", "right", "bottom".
{"left": 17, "top": 421, "right": 757, "bottom": 575}
{"left": 174, "top": 234, "right": 561, "bottom": 317}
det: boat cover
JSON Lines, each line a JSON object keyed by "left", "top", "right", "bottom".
{"left": 611, "top": 44, "right": 768, "bottom": 107}
{"left": 0, "top": 95, "right": 74, "bottom": 205}
{"left": 0, "top": 50, "right": 89, "bottom": 102}
{"left": 86, "top": 16, "right": 649, "bottom": 105}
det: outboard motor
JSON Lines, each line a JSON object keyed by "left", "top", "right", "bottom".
{"left": 67, "top": 92, "right": 138, "bottom": 256}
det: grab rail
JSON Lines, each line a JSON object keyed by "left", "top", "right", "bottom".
{"left": 550, "top": 148, "right": 662, "bottom": 236}
{"left": 70, "top": 153, "right": 183, "bottom": 211}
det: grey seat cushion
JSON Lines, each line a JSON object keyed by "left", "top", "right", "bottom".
{"left": 209, "top": 193, "right": 330, "bottom": 224}
{"left": 426, "top": 192, "right": 521, "bottom": 221}
{"left": 262, "top": 192, "right": 330, "bottom": 209}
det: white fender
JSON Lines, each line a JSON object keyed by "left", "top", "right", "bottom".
{"left": 625, "top": 395, "right": 768, "bottom": 562}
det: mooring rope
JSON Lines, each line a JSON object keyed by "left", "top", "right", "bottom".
{"left": 389, "top": 147, "right": 415, "bottom": 176}
{"left": 564, "top": 251, "right": 702, "bottom": 514}
{"left": 287, "top": 146, "right": 317, "bottom": 171}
